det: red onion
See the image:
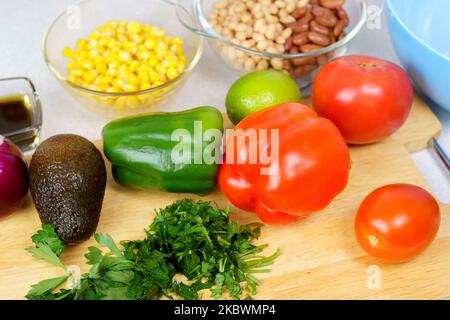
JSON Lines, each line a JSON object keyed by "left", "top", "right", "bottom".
{"left": 0, "top": 136, "right": 29, "bottom": 218}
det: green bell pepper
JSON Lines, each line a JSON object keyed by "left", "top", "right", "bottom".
{"left": 102, "top": 106, "right": 223, "bottom": 194}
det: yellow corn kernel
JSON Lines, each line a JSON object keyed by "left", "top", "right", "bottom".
{"left": 104, "top": 51, "right": 119, "bottom": 62}
{"left": 177, "top": 62, "right": 186, "bottom": 73}
{"left": 140, "top": 83, "right": 152, "bottom": 91}
{"left": 88, "top": 84, "right": 101, "bottom": 91}
{"left": 75, "top": 50, "right": 89, "bottom": 59}
{"left": 116, "top": 26, "right": 127, "bottom": 35}
{"left": 130, "top": 34, "right": 143, "bottom": 44}
{"left": 89, "top": 31, "right": 100, "bottom": 41}
{"left": 144, "top": 38, "right": 156, "bottom": 50}
{"left": 138, "top": 44, "right": 147, "bottom": 52}
{"left": 169, "top": 44, "right": 178, "bottom": 53}
{"left": 88, "top": 50, "right": 100, "bottom": 59}
{"left": 122, "top": 41, "right": 136, "bottom": 50}
{"left": 128, "top": 22, "right": 143, "bottom": 34}
{"left": 123, "top": 84, "right": 138, "bottom": 92}
{"left": 98, "top": 84, "right": 109, "bottom": 92}
{"left": 107, "top": 38, "right": 119, "bottom": 49}
{"left": 164, "top": 58, "right": 180, "bottom": 68}
{"left": 106, "top": 69, "right": 119, "bottom": 77}
{"left": 80, "top": 59, "right": 94, "bottom": 70}
{"left": 173, "top": 37, "right": 183, "bottom": 44}
{"left": 94, "top": 56, "right": 105, "bottom": 64}
{"left": 155, "top": 64, "right": 166, "bottom": 75}
{"left": 68, "top": 73, "right": 79, "bottom": 84}
{"left": 148, "top": 56, "right": 159, "bottom": 67}
{"left": 125, "top": 74, "right": 139, "bottom": 86}
{"left": 82, "top": 70, "right": 98, "bottom": 83}
{"left": 108, "top": 61, "right": 120, "bottom": 70}
{"left": 70, "top": 69, "right": 84, "bottom": 77}
{"left": 88, "top": 39, "right": 98, "bottom": 49}
{"left": 106, "top": 86, "right": 122, "bottom": 93}
{"left": 104, "top": 21, "right": 117, "bottom": 28}
{"left": 148, "top": 69, "right": 160, "bottom": 83}
{"left": 137, "top": 71, "right": 150, "bottom": 85}
{"left": 156, "top": 42, "right": 168, "bottom": 52}
{"left": 63, "top": 47, "right": 75, "bottom": 58}
{"left": 118, "top": 64, "right": 129, "bottom": 74}
{"left": 156, "top": 51, "right": 168, "bottom": 61}
{"left": 129, "top": 60, "right": 140, "bottom": 72}
{"left": 96, "top": 62, "right": 107, "bottom": 73}
{"left": 98, "top": 37, "right": 109, "bottom": 48}
{"left": 143, "top": 25, "right": 152, "bottom": 33}
{"left": 67, "top": 61, "right": 77, "bottom": 71}
{"left": 118, "top": 51, "right": 132, "bottom": 62}
{"left": 100, "top": 75, "right": 113, "bottom": 85}
{"left": 76, "top": 39, "right": 87, "bottom": 50}
{"left": 93, "top": 76, "right": 102, "bottom": 85}
{"left": 117, "top": 34, "right": 128, "bottom": 43}
{"left": 137, "top": 50, "right": 151, "bottom": 61}
{"left": 166, "top": 67, "right": 179, "bottom": 80}
{"left": 151, "top": 27, "right": 166, "bottom": 38}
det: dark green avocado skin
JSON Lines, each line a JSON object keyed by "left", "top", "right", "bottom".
{"left": 29, "top": 134, "right": 107, "bottom": 244}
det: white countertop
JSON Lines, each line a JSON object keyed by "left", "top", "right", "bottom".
{"left": 1, "top": 0, "right": 449, "bottom": 202}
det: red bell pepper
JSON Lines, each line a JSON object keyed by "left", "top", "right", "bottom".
{"left": 218, "top": 103, "right": 351, "bottom": 224}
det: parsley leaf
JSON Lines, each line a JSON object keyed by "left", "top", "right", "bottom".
{"left": 31, "top": 224, "right": 65, "bottom": 257}
{"left": 26, "top": 245, "right": 66, "bottom": 270}
{"left": 94, "top": 233, "right": 123, "bottom": 258}
{"left": 26, "top": 275, "right": 69, "bottom": 299}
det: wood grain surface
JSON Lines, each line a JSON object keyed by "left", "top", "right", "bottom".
{"left": 0, "top": 94, "right": 448, "bottom": 300}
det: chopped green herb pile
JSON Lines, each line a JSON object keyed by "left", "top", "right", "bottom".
{"left": 26, "top": 199, "right": 280, "bottom": 300}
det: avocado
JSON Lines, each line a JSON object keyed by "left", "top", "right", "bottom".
{"left": 29, "top": 134, "right": 106, "bottom": 244}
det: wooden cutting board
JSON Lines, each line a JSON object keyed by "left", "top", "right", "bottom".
{"left": 1, "top": 95, "right": 448, "bottom": 300}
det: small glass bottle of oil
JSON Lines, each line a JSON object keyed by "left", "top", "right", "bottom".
{"left": 0, "top": 77, "right": 42, "bottom": 151}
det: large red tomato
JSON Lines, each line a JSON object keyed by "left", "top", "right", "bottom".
{"left": 312, "top": 55, "right": 413, "bottom": 145}
{"left": 355, "top": 184, "right": 440, "bottom": 263}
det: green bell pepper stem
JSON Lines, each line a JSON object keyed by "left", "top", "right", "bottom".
{"left": 102, "top": 106, "right": 224, "bottom": 195}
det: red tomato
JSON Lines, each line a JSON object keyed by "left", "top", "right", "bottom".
{"left": 355, "top": 184, "right": 440, "bottom": 263}
{"left": 312, "top": 55, "right": 413, "bottom": 145}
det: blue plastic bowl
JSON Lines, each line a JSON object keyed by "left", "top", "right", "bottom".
{"left": 386, "top": 0, "right": 450, "bottom": 112}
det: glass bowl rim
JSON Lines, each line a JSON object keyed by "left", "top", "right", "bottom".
{"left": 186, "top": 0, "right": 368, "bottom": 59}
{"left": 42, "top": 0, "right": 204, "bottom": 97}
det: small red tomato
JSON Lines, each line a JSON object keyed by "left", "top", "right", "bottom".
{"left": 312, "top": 55, "right": 413, "bottom": 144}
{"left": 355, "top": 184, "right": 440, "bottom": 263}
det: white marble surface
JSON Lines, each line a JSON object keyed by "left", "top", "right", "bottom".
{"left": 0, "top": 0, "right": 449, "bottom": 202}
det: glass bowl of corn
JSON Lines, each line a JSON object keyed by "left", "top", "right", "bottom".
{"left": 43, "top": 0, "right": 203, "bottom": 118}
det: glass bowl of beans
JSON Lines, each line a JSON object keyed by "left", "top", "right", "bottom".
{"left": 43, "top": 0, "right": 203, "bottom": 118}
{"left": 178, "top": 0, "right": 368, "bottom": 88}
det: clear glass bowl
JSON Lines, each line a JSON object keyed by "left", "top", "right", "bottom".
{"left": 177, "top": 0, "right": 368, "bottom": 88}
{"left": 43, "top": 0, "right": 203, "bottom": 118}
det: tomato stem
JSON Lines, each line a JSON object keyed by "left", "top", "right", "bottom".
{"left": 358, "top": 63, "right": 378, "bottom": 69}
{"left": 369, "top": 236, "right": 378, "bottom": 246}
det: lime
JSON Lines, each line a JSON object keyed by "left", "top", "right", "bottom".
{"left": 226, "top": 70, "right": 301, "bottom": 125}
